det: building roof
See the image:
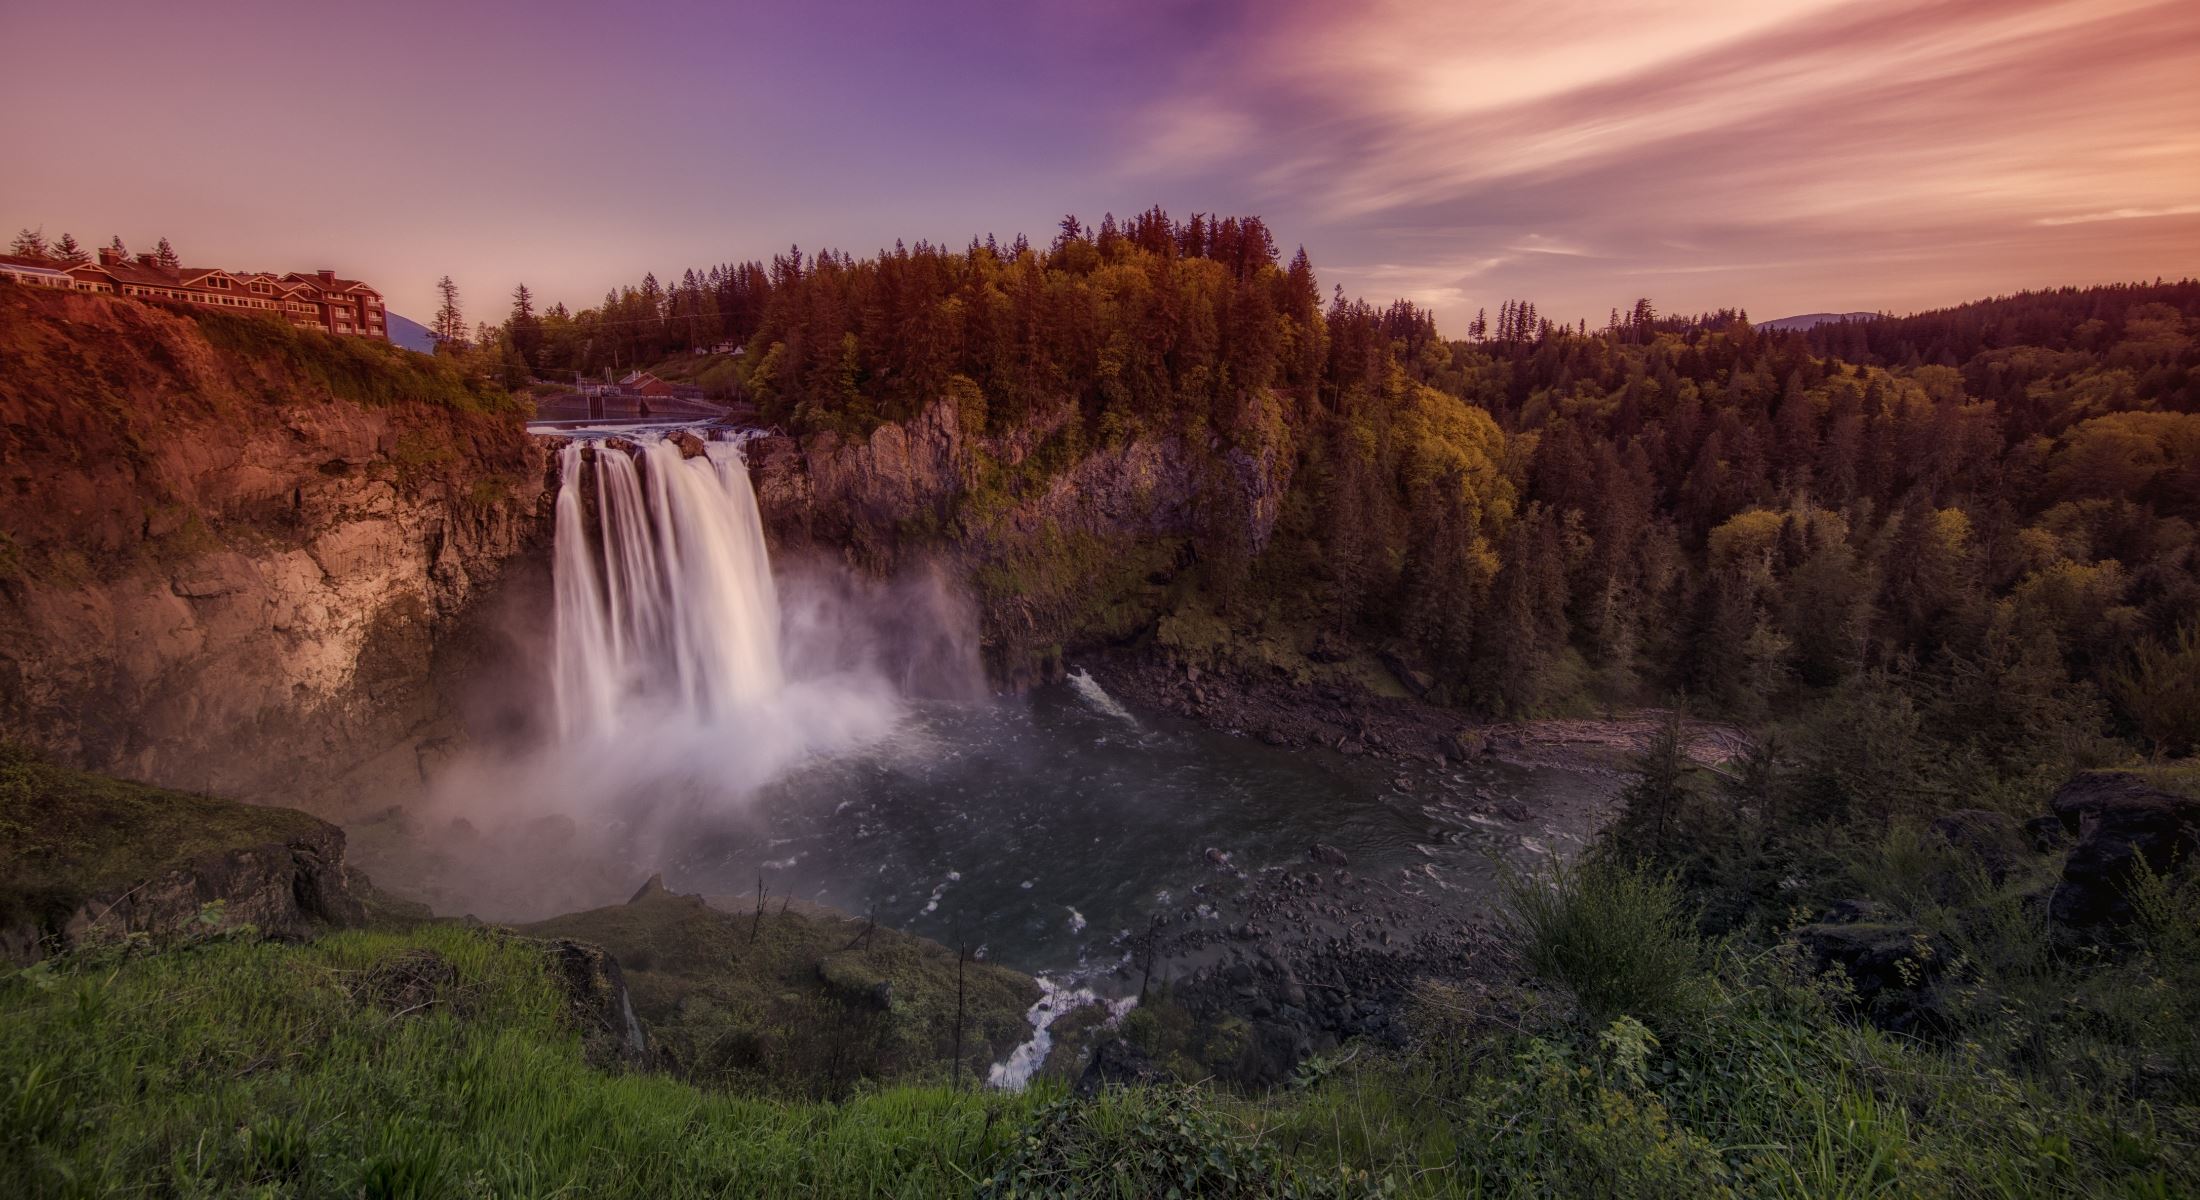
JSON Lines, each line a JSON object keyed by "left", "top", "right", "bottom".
{"left": 281, "top": 271, "right": 369, "bottom": 295}
{"left": 89, "top": 259, "right": 183, "bottom": 288}
{"left": 0, "top": 253, "right": 78, "bottom": 274}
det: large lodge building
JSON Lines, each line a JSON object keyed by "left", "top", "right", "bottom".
{"left": 0, "top": 246, "right": 387, "bottom": 340}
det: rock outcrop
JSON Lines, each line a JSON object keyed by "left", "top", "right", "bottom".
{"left": 1791, "top": 916, "right": 1949, "bottom": 1034}
{"left": 1, "top": 821, "right": 368, "bottom": 963}
{"left": 528, "top": 935, "right": 653, "bottom": 1070}
{"left": 747, "top": 396, "right": 1292, "bottom": 680}
{"left": 0, "top": 746, "right": 372, "bottom": 962}
{"left": 0, "top": 285, "right": 549, "bottom": 812}
{"left": 2046, "top": 771, "right": 2200, "bottom": 935}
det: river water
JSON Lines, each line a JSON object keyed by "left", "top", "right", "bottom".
{"left": 662, "top": 675, "right": 1616, "bottom": 978}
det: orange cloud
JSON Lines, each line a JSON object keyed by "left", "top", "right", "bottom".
{"left": 1130, "top": 0, "right": 2200, "bottom": 323}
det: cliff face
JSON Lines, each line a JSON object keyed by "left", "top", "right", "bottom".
{"left": 747, "top": 396, "right": 1292, "bottom": 681}
{"left": 0, "top": 285, "right": 548, "bottom": 812}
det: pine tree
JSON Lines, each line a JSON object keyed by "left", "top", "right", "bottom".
{"left": 508, "top": 283, "right": 543, "bottom": 364}
{"left": 154, "top": 238, "right": 180, "bottom": 269}
{"left": 431, "top": 276, "right": 466, "bottom": 348}
{"left": 106, "top": 235, "right": 128, "bottom": 259}
{"left": 10, "top": 228, "right": 49, "bottom": 259}
{"left": 50, "top": 233, "right": 87, "bottom": 265}
{"left": 1616, "top": 710, "right": 1694, "bottom": 861}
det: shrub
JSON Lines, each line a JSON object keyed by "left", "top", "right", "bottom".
{"left": 2112, "top": 621, "right": 2200, "bottom": 757}
{"left": 1503, "top": 858, "right": 1704, "bottom": 1027}
{"left": 980, "top": 1089, "right": 1343, "bottom": 1199}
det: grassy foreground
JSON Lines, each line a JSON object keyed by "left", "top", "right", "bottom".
{"left": 1, "top": 925, "right": 1042, "bottom": 1198}
{"left": 6, "top": 888, "right": 2195, "bottom": 1198}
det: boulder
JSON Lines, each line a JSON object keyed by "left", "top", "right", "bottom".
{"left": 1792, "top": 921, "right": 1948, "bottom": 1034}
{"left": 1308, "top": 843, "right": 1350, "bottom": 868}
{"left": 2045, "top": 772, "right": 2200, "bottom": 935}
{"left": 1821, "top": 898, "right": 1888, "bottom": 924}
{"left": 1928, "top": 808, "right": 2029, "bottom": 884}
{"left": 529, "top": 936, "right": 651, "bottom": 1069}
{"left": 1380, "top": 651, "right": 1434, "bottom": 699}
{"left": 1075, "top": 1035, "right": 1170, "bottom": 1096}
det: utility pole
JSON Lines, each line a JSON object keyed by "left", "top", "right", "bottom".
{"left": 952, "top": 942, "right": 968, "bottom": 1090}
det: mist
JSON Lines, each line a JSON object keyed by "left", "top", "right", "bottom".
{"left": 375, "top": 433, "right": 986, "bottom": 921}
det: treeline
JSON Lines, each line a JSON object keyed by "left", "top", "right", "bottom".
{"left": 494, "top": 213, "right": 2198, "bottom": 766}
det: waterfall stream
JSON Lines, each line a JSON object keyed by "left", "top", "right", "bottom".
{"left": 553, "top": 436, "right": 784, "bottom": 741}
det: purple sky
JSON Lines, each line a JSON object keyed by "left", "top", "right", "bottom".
{"left": 5, "top": 0, "right": 2196, "bottom": 333}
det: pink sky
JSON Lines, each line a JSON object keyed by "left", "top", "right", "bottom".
{"left": 3, "top": 0, "right": 2195, "bottom": 332}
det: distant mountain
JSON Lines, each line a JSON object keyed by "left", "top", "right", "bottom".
{"left": 385, "top": 312, "right": 437, "bottom": 353}
{"left": 1757, "top": 311, "right": 1879, "bottom": 332}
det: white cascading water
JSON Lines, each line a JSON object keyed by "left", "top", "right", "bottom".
{"left": 421, "top": 424, "right": 977, "bottom": 925}
{"left": 553, "top": 435, "right": 784, "bottom": 740}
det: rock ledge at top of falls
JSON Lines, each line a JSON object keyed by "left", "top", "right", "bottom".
{"left": 0, "top": 284, "right": 550, "bottom": 813}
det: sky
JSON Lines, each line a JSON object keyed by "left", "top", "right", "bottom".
{"left": 3, "top": 0, "right": 2196, "bottom": 334}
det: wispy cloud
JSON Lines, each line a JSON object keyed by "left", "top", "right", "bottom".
{"left": 2036, "top": 204, "right": 2200, "bottom": 226}
{"left": 1125, "top": 0, "right": 2200, "bottom": 323}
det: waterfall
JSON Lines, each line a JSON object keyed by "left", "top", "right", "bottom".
{"left": 551, "top": 433, "right": 785, "bottom": 741}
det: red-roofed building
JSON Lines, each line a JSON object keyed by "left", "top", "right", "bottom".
{"left": 280, "top": 270, "right": 386, "bottom": 339}
{"left": 619, "top": 370, "right": 675, "bottom": 398}
{"left": 0, "top": 253, "right": 107, "bottom": 292}
{"left": 9, "top": 246, "right": 392, "bottom": 341}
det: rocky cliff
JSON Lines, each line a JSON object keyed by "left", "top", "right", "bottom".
{"left": 0, "top": 284, "right": 548, "bottom": 813}
{"left": 747, "top": 396, "right": 1292, "bottom": 682}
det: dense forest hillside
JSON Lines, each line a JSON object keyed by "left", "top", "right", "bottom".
{"left": 483, "top": 214, "right": 2199, "bottom": 773}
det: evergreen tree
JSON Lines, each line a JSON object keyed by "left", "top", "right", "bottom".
{"left": 10, "top": 228, "right": 49, "bottom": 259}
{"left": 50, "top": 233, "right": 87, "bottom": 265}
{"left": 431, "top": 276, "right": 466, "bottom": 349}
{"left": 508, "top": 283, "right": 543, "bottom": 364}
{"left": 1614, "top": 710, "right": 1694, "bottom": 861}
{"left": 153, "top": 238, "right": 180, "bottom": 269}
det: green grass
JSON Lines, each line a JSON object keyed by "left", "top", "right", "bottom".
{"left": 1503, "top": 857, "right": 1705, "bottom": 1028}
{"left": 0, "top": 925, "right": 1043, "bottom": 1199}
{"left": 184, "top": 303, "right": 521, "bottom": 416}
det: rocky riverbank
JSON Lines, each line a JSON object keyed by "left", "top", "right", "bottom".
{"left": 1029, "top": 652, "right": 1755, "bottom": 1085}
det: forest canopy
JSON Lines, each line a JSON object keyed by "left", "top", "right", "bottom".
{"left": 491, "top": 213, "right": 2199, "bottom": 767}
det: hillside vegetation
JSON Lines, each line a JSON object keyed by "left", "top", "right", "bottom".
{"left": 6, "top": 813, "right": 2195, "bottom": 1197}
{"left": 494, "top": 216, "right": 2197, "bottom": 762}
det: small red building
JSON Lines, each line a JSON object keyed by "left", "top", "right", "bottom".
{"left": 620, "top": 370, "right": 675, "bottom": 398}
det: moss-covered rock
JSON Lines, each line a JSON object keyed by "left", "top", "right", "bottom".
{"left": 0, "top": 745, "right": 373, "bottom": 961}
{"left": 521, "top": 884, "right": 1039, "bottom": 1096}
